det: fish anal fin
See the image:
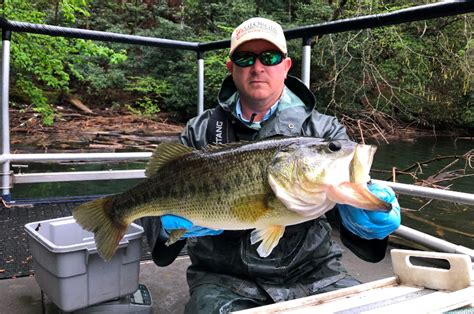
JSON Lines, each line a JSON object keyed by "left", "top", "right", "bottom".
{"left": 146, "top": 143, "right": 193, "bottom": 177}
{"left": 250, "top": 225, "right": 286, "bottom": 258}
{"left": 328, "top": 182, "right": 391, "bottom": 211}
{"left": 165, "top": 229, "right": 187, "bottom": 246}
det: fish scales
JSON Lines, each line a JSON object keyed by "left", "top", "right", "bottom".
{"left": 73, "top": 137, "right": 391, "bottom": 260}
{"left": 109, "top": 142, "right": 277, "bottom": 228}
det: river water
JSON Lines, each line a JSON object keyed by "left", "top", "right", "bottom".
{"left": 371, "top": 136, "right": 473, "bottom": 248}
{"left": 11, "top": 136, "right": 473, "bottom": 248}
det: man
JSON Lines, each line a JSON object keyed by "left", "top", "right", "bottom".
{"left": 142, "top": 17, "right": 400, "bottom": 313}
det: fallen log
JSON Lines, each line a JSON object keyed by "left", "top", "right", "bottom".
{"left": 66, "top": 96, "right": 93, "bottom": 114}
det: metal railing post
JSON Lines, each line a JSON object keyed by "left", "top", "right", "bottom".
{"left": 197, "top": 51, "right": 204, "bottom": 116}
{"left": 1, "top": 29, "right": 11, "bottom": 201}
{"left": 301, "top": 36, "right": 312, "bottom": 87}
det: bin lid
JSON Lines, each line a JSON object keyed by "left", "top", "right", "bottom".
{"left": 25, "top": 216, "right": 143, "bottom": 253}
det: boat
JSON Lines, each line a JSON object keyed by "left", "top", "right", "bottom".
{"left": 0, "top": 1, "right": 472, "bottom": 313}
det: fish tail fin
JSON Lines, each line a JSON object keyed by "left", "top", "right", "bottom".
{"left": 250, "top": 225, "right": 286, "bottom": 258}
{"left": 328, "top": 182, "right": 391, "bottom": 211}
{"left": 72, "top": 197, "right": 127, "bottom": 261}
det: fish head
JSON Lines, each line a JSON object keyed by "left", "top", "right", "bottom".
{"left": 268, "top": 139, "right": 357, "bottom": 213}
{"left": 268, "top": 138, "right": 387, "bottom": 216}
{"left": 294, "top": 140, "right": 356, "bottom": 192}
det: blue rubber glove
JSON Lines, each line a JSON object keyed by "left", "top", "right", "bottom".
{"left": 161, "top": 215, "right": 223, "bottom": 238}
{"left": 338, "top": 182, "right": 401, "bottom": 239}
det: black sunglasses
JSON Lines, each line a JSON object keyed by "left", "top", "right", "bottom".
{"left": 231, "top": 50, "right": 286, "bottom": 67}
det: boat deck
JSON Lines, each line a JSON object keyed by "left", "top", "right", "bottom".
{"left": 1, "top": 239, "right": 395, "bottom": 314}
{"left": 0, "top": 197, "right": 395, "bottom": 313}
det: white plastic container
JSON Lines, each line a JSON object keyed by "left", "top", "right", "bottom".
{"left": 25, "top": 216, "right": 144, "bottom": 312}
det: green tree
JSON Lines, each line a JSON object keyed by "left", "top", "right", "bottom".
{"left": 2, "top": 0, "right": 126, "bottom": 124}
{"left": 3, "top": 0, "right": 472, "bottom": 129}
{"left": 291, "top": 0, "right": 473, "bottom": 128}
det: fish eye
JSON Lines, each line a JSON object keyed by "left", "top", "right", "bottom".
{"left": 328, "top": 141, "right": 341, "bottom": 152}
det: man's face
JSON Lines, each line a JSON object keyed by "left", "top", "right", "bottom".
{"left": 226, "top": 40, "right": 292, "bottom": 106}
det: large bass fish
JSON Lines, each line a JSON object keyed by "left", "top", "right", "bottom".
{"left": 72, "top": 137, "right": 391, "bottom": 261}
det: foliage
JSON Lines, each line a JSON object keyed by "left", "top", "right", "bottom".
{"left": 124, "top": 76, "right": 172, "bottom": 116}
{"left": 180, "top": 0, "right": 257, "bottom": 33}
{"left": 1, "top": 0, "right": 126, "bottom": 124}
{"left": 2, "top": 0, "right": 473, "bottom": 129}
{"left": 296, "top": 0, "right": 473, "bottom": 128}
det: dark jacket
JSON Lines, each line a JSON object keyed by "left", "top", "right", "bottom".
{"left": 142, "top": 75, "right": 388, "bottom": 303}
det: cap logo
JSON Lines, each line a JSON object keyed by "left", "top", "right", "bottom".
{"left": 235, "top": 21, "right": 278, "bottom": 40}
{"left": 235, "top": 28, "right": 244, "bottom": 39}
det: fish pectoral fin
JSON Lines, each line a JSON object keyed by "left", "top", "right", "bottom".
{"left": 165, "top": 229, "right": 188, "bottom": 246}
{"left": 250, "top": 225, "right": 286, "bottom": 258}
{"left": 327, "top": 182, "right": 391, "bottom": 211}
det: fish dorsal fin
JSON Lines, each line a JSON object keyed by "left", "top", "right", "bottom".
{"left": 145, "top": 142, "right": 193, "bottom": 177}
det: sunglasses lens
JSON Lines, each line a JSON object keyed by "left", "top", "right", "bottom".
{"left": 231, "top": 52, "right": 256, "bottom": 67}
{"left": 260, "top": 51, "right": 283, "bottom": 65}
{"left": 231, "top": 51, "right": 285, "bottom": 67}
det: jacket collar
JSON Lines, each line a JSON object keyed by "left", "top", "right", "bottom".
{"left": 217, "top": 75, "right": 316, "bottom": 138}
{"left": 217, "top": 75, "right": 316, "bottom": 110}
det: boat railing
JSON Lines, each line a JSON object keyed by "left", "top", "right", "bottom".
{"left": 0, "top": 1, "right": 473, "bottom": 258}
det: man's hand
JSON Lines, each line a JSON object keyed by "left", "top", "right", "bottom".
{"left": 161, "top": 215, "right": 223, "bottom": 238}
{"left": 338, "top": 182, "right": 401, "bottom": 239}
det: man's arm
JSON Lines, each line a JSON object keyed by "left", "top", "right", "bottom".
{"left": 141, "top": 216, "right": 187, "bottom": 266}
{"left": 304, "top": 111, "right": 350, "bottom": 140}
{"left": 337, "top": 182, "right": 401, "bottom": 262}
{"left": 180, "top": 110, "right": 213, "bottom": 149}
{"left": 304, "top": 110, "right": 399, "bottom": 262}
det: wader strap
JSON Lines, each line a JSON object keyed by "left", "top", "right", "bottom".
{"left": 206, "top": 106, "right": 236, "bottom": 145}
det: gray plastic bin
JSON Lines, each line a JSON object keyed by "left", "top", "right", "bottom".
{"left": 25, "top": 216, "right": 144, "bottom": 312}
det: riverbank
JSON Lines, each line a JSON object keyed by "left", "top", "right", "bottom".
{"left": 9, "top": 106, "right": 470, "bottom": 154}
{"left": 10, "top": 107, "right": 184, "bottom": 153}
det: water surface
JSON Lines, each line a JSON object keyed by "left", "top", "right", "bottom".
{"left": 371, "top": 136, "right": 473, "bottom": 248}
